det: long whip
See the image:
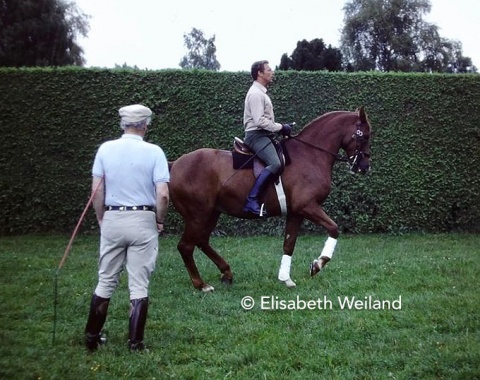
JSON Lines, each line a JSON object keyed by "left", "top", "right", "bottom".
{"left": 52, "top": 177, "right": 103, "bottom": 344}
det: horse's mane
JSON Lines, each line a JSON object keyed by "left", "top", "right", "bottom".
{"left": 297, "top": 110, "right": 355, "bottom": 137}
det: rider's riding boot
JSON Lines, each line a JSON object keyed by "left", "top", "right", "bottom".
{"left": 243, "top": 168, "right": 274, "bottom": 217}
{"left": 128, "top": 297, "right": 149, "bottom": 352}
{"left": 84, "top": 294, "right": 110, "bottom": 352}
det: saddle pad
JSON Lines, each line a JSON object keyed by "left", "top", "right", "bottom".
{"left": 232, "top": 150, "right": 254, "bottom": 170}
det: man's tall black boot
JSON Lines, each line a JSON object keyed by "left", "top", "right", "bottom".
{"left": 243, "top": 168, "right": 274, "bottom": 217}
{"left": 84, "top": 294, "right": 110, "bottom": 352}
{"left": 128, "top": 297, "right": 149, "bottom": 351}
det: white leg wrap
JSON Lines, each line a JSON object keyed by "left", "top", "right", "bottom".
{"left": 278, "top": 255, "right": 292, "bottom": 281}
{"left": 319, "top": 237, "right": 337, "bottom": 260}
{"left": 278, "top": 255, "right": 296, "bottom": 287}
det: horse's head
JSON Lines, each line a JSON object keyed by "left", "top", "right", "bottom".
{"left": 343, "top": 106, "right": 371, "bottom": 174}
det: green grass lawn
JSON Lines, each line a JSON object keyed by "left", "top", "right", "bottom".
{"left": 0, "top": 233, "right": 479, "bottom": 379}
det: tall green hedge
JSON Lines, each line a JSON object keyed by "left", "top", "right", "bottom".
{"left": 1, "top": 67, "right": 479, "bottom": 235}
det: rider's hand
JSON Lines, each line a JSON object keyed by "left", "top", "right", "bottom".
{"left": 281, "top": 124, "right": 292, "bottom": 137}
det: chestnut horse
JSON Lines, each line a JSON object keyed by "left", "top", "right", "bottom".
{"left": 169, "top": 107, "right": 372, "bottom": 292}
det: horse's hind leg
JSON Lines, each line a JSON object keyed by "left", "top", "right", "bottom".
{"left": 198, "top": 244, "right": 233, "bottom": 286}
{"left": 177, "top": 223, "right": 215, "bottom": 292}
{"left": 197, "top": 212, "right": 233, "bottom": 286}
{"left": 178, "top": 212, "right": 231, "bottom": 292}
{"left": 178, "top": 237, "right": 212, "bottom": 292}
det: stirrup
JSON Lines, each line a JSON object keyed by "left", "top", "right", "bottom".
{"left": 259, "top": 203, "right": 267, "bottom": 217}
{"left": 243, "top": 201, "right": 267, "bottom": 217}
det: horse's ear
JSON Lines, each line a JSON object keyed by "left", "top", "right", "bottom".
{"left": 357, "top": 106, "right": 367, "bottom": 123}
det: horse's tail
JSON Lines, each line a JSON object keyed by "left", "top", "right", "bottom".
{"left": 168, "top": 161, "right": 175, "bottom": 171}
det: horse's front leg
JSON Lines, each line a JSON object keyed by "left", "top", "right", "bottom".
{"left": 278, "top": 214, "right": 304, "bottom": 288}
{"left": 301, "top": 204, "right": 339, "bottom": 277}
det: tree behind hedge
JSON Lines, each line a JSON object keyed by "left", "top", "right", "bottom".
{"left": 0, "top": 0, "right": 89, "bottom": 67}
{"left": 340, "top": 0, "right": 476, "bottom": 73}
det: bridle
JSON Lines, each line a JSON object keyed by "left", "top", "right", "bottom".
{"left": 289, "top": 121, "right": 370, "bottom": 173}
{"left": 348, "top": 121, "right": 371, "bottom": 173}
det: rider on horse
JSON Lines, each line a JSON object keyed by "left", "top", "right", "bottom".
{"left": 242, "top": 60, "right": 293, "bottom": 217}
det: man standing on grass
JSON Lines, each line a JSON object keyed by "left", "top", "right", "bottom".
{"left": 84, "top": 104, "right": 170, "bottom": 352}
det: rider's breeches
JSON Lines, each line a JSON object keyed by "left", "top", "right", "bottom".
{"left": 244, "top": 131, "right": 281, "bottom": 174}
{"left": 94, "top": 211, "right": 159, "bottom": 300}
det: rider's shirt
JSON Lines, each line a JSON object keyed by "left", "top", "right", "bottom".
{"left": 243, "top": 81, "right": 282, "bottom": 133}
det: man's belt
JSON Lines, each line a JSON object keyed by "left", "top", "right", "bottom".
{"left": 105, "top": 205, "right": 155, "bottom": 211}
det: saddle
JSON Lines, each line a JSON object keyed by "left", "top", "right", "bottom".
{"left": 232, "top": 137, "right": 290, "bottom": 179}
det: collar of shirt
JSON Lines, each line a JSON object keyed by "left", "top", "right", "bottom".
{"left": 121, "top": 134, "right": 144, "bottom": 141}
{"left": 253, "top": 80, "right": 267, "bottom": 93}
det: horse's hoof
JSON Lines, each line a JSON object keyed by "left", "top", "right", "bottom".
{"left": 221, "top": 276, "right": 233, "bottom": 286}
{"left": 310, "top": 260, "right": 321, "bottom": 277}
{"left": 280, "top": 278, "right": 296, "bottom": 288}
{"left": 310, "top": 257, "right": 330, "bottom": 277}
{"left": 201, "top": 284, "right": 215, "bottom": 292}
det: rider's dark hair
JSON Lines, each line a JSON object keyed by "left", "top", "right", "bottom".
{"left": 251, "top": 60, "right": 269, "bottom": 80}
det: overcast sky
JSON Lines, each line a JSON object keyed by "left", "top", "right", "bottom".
{"left": 74, "top": 0, "right": 480, "bottom": 71}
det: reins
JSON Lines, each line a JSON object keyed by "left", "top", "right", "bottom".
{"left": 289, "top": 119, "right": 370, "bottom": 164}
{"left": 288, "top": 136, "right": 349, "bottom": 162}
